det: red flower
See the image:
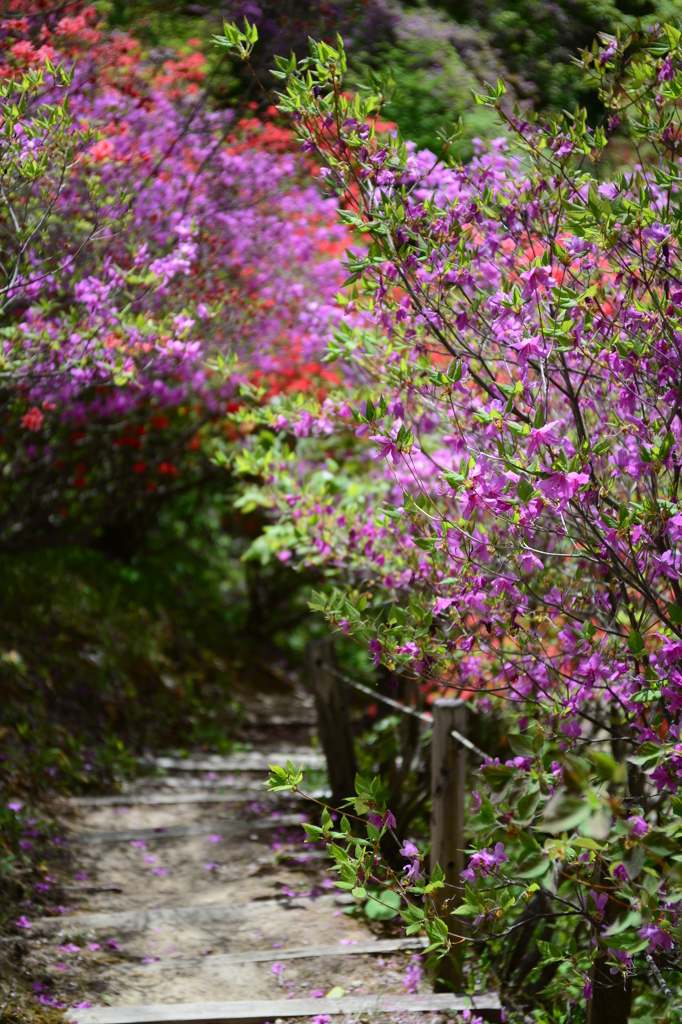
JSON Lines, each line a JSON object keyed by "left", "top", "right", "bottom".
{"left": 21, "top": 407, "right": 44, "bottom": 431}
{"left": 89, "top": 139, "right": 115, "bottom": 162}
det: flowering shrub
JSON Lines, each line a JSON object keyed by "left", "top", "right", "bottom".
{"left": 0, "top": 5, "right": 347, "bottom": 551}
{"left": 218, "top": 21, "right": 682, "bottom": 1018}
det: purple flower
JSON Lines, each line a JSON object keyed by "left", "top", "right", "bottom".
{"left": 461, "top": 843, "right": 508, "bottom": 883}
{"left": 371, "top": 435, "right": 401, "bottom": 465}
{"left": 368, "top": 638, "right": 383, "bottom": 668}
{"left": 639, "top": 923, "right": 674, "bottom": 951}
{"left": 400, "top": 839, "right": 422, "bottom": 884}
{"left": 599, "top": 41, "right": 617, "bottom": 64}
{"left": 519, "top": 265, "right": 555, "bottom": 300}
{"left": 659, "top": 56, "right": 675, "bottom": 81}
{"left": 527, "top": 419, "right": 564, "bottom": 456}
{"left": 539, "top": 471, "right": 590, "bottom": 510}
{"left": 368, "top": 809, "right": 397, "bottom": 831}
{"left": 608, "top": 948, "right": 633, "bottom": 974}
{"left": 15, "top": 916, "right": 32, "bottom": 929}
{"left": 652, "top": 765, "right": 677, "bottom": 792}
{"left": 560, "top": 718, "right": 582, "bottom": 739}
{"left": 628, "top": 815, "right": 649, "bottom": 838}
{"left": 403, "top": 954, "right": 424, "bottom": 993}
{"left": 588, "top": 890, "right": 608, "bottom": 915}
{"left": 642, "top": 223, "right": 670, "bottom": 246}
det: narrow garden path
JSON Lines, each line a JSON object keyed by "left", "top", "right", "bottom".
{"left": 19, "top": 681, "right": 500, "bottom": 1024}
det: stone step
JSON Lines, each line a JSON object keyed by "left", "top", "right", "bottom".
{"left": 34, "top": 894, "right": 349, "bottom": 934}
{"left": 111, "top": 937, "right": 429, "bottom": 971}
{"left": 71, "top": 992, "right": 502, "bottom": 1024}
{"left": 70, "top": 814, "right": 304, "bottom": 845}
{"left": 145, "top": 752, "right": 325, "bottom": 773}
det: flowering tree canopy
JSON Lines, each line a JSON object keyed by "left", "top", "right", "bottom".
{"left": 0, "top": 6, "right": 346, "bottom": 551}
{"left": 217, "top": 20, "right": 682, "bottom": 1016}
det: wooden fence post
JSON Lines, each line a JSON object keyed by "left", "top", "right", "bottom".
{"left": 585, "top": 869, "right": 632, "bottom": 1024}
{"left": 430, "top": 697, "right": 467, "bottom": 990}
{"left": 585, "top": 961, "right": 632, "bottom": 1024}
{"left": 306, "top": 638, "right": 357, "bottom": 809}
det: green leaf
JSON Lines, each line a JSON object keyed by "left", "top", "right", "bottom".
{"left": 539, "top": 795, "right": 591, "bottom": 833}
{"left": 515, "top": 854, "right": 551, "bottom": 879}
{"left": 516, "top": 478, "right": 535, "bottom": 503}
{"left": 424, "top": 916, "right": 449, "bottom": 947}
{"left": 622, "top": 845, "right": 646, "bottom": 881}
{"left": 579, "top": 806, "right": 611, "bottom": 841}
{"left": 628, "top": 630, "right": 645, "bottom": 656}
{"left": 665, "top": 23, "right": 681, "bottom": 47}
{"left": 364, "top": 888, "right": 401, "bottom": 920}
{"left": 508, "top": 733, "right": 536, "bottom": 758}
{"left": 590, "top": 751, "right": 617, "bottom": 781}
{"left": 603, "top": 910, "right": 642, "bottom": 936}
{"left": 668, "top": 603, "right": 682, "bottom": 625}
{"left": 572, "top": 838, "right": 603, "bottom": 851}
{"left": 537, "top": 941, "right": 565, "bottom": 964}
{"left": 452, "top": 904, "right": 479, "bottom": 916}
{"left": 515, "top": 791, "right": 541, "bottom": 824}
{"left": 628, "top": 741, "right": 663, "bottom": 766}
{"left": 366, "top": 821, "right": 380, "bottom": 842}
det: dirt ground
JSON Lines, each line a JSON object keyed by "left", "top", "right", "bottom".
{"left": 26, "top": 760, "right": 425, "bottom": 1014}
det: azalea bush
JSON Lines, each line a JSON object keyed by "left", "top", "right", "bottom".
{"left": 0, "top": 9, "right": 354, "bottom": 1016}
{"left": 0, "top": 3, "right": 356, "bottom": 804}
{"left": 216, "top": 19, "right": 682, "bottom": 1021}
{"left": 0, "top": 5, "right": 347, "bottom": 552}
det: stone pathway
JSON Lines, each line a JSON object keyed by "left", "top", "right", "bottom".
{"left": 27, "top": 739, "right": 499, "bottom": 1022}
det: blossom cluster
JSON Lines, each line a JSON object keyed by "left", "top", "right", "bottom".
{"left": 0, "top": 4, "right": 348, "bottom": 549}
{"left": 218, "top": 23, "right": 682, "bottom": 1013}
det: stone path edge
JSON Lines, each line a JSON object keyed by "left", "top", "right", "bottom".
{"left": 70, "top": 814, "right": 304, "bottom": 845}
{"left": 70, "top": 992, "right": 502, "bottom": 1024}
{"left": 111, "top": 937, "right": 429, "bottom": 971}
{"left": 34, "top": 895, "right": 347, "bottom": 934}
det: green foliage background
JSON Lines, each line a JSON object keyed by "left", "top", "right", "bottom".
{"left": 7, "top": 0, "right": 682, "bottom": 780}
{"left": 7, "top": 0, "right": 682, "bottom": 796}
